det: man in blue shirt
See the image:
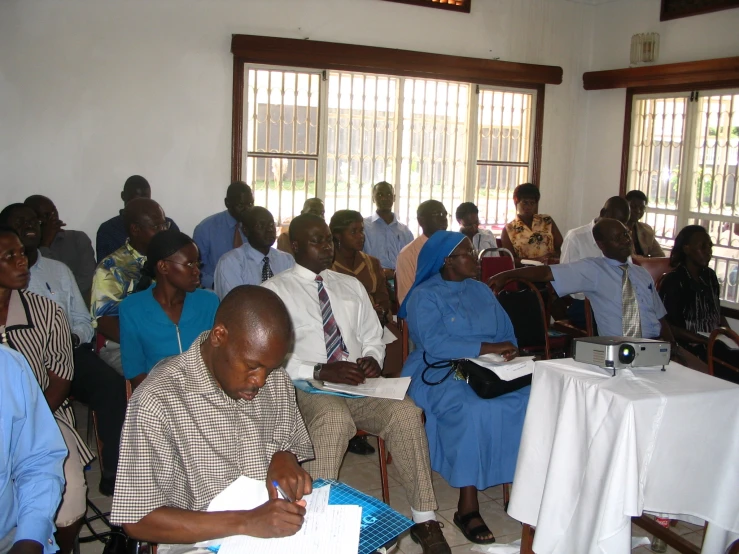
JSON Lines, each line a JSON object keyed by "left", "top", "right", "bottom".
{"left": 490, "top": 219, "right": 678, "bottom": 346}
{"left": 193, "top": 181, "right": 254, "bottom": 289}
{"left": 0, "top": 346, "right": 67, "bottom": 554}
{"left": 363, "top": 182, "right": 414, "bottom": 276}
{"left": 96, "top": 175, "right": 179, "bottom": 263}
{"left": 0, "top": 203, "right": 126, "bottom": 497}
{"left": 214, "top": 206, "right": 295, "bottom": 298}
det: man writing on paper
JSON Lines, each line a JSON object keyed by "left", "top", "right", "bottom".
{"left": 110, "top": 286, "right": 314, "bottom": 550}
{"left": 262, "top": 214, "right": 452, "bottom": 554}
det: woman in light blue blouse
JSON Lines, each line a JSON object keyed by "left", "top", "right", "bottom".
{"left": 120, "top": 230, "right": 219, "bottom": 389}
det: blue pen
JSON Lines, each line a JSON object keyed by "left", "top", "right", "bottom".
{"left": 45, "top": 282, "right": 55, "bottom": 296}
{"left": 272, "top": 480, "right": 295, "bottom": 503}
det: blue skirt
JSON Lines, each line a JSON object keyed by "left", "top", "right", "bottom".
{"left": 405, "top": 353, "right": 530, "bottom": 490}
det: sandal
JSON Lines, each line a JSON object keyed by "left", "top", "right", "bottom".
{"left": 453, "top": 511, "right": 496, "bottom": 545}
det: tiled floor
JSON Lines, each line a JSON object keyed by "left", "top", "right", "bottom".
{"left": 74, "top": 405, "right": 705, "bottom": 554}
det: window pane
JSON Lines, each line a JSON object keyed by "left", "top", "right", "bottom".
{"left": 398, "top": 78, "right": 470, "bottom": 231}
{"left": 324, "top": 72, "right": 399, "bottom": 219}
{"left": 628, "top": 95, "right": 688, "bottom": 247}
{"left": 689, "top": 93, "right": 739, "bottom": 217}
{"left": 244, "top": 156, "right": 317, "bottom": 229}
{"left": 474, "top": 88, "right": 534, "bottom": 231}
{"left": 689, "top": 217, "right": 739, "bottom": 303}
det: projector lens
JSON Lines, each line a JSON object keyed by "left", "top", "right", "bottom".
{"left": 619, "top": 344, "right": 636, "bottom": 365}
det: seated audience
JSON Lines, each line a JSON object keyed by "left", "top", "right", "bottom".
{"left": 215, "top": 207, "right": 295, "bottom": 298}
{"left": 24, "top": 195, "right": 96, "bottom": 305}
{"left": 363, "top": 182, "right": 414, "bottom": 277}
{"left": 559, "top": 196, "right": 631, "bottom": 328}
{"left": 625, "top": 190, "right": 665, "bottom": 258}
{"left": 329, "top": 209, "right": 401, "bottom": 454}
{"left": 120, "top": 231, "right": 219, "bottom": 390}
{"left": 96, "top": 175, "right": 179, "bottom": 263}
{"left": 0, "top": 227, "right": 91, "bottom": 554}
{"left": 659, "top": 225, "right": 738, "bottom": 383}
{"left": 490, "top": 219, "right": 697, "bottom": 368}
{"left": 396, "top": 200, "right": 449, "bottom": 304}
{"left": 276, "top": 198, "right": 325, "bottom": 254}
{"left": 193, "top": 181, "right": 254, "bottom": 289}
{"left": 399, "top": 231, "right": 528, "bottom": 545}
{"left": 111, "top": 287, "right": 314, "bottom": 547}
{"left": 500, "top": 183, "right": 563, "bottom": 265}
{"left": 0, "top": 346, "right": 67, "bottom": 554}
{"left": 262, "top": 214, "right": 452, "bottom": 554}
{"left": 1, "top": 204, "right": 125, "bottom": 496}
{"left": 455, "top": 202, "right": 497, "bottom": 253}
{"left": 91, "top": 198, "right": 168, "bottom": 374}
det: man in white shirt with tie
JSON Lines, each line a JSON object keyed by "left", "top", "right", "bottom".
{"left": 262, "top": 214, "right": 451, "bottom": 554}
{"left": 214, "top": 206, "right": 295, "bottom": 299}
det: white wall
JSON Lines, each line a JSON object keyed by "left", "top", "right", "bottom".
{"left": 0, "top": 0, "right": 588, "bottom": 246}
{"left": 1, "top": 0, "right": 737, "bottom": 246}
{"left": 571, "top": 0, "right": 739, "bottom": 227}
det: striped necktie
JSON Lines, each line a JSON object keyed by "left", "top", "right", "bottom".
{"left": 261, "top": 257, "right": 274, "bottom": 282}
{"left": 619, "top": 264, "right": 642, "bottom": 337}
{"left": 316, "top": 275, "right": 348, "bottom": 363}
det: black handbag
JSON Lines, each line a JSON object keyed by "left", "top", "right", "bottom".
{"left": 421, "top": 354, "right": 532, "bottom": 399}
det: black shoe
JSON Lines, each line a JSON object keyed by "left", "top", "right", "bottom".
{"left": 99, "top": 474, "right": 116, "bottom": 497}
{"left": 101, "top": 531, "right": 128, "bottom": 554}
{"left": 347, "top": 435, "right": 375, "bottom": 456}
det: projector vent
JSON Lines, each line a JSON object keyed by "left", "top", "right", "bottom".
{"left": 592, "top": 348, "right": 605, "bottom": 366}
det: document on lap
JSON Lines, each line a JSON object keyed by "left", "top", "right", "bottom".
{"left": 315, "top": 376, "right": 411, "bottom": 400}
{"left": 195, "top": 476, "right": 362, "bottom": 554}
{"left": 466, "top": 354, "right": 535, "bottom": 381}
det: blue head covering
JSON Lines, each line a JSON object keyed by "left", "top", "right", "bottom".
{"left": 398, "top": 231, "right": 467, "bottom": 318}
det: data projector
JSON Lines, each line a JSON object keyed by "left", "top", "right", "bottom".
{"left": 573, "top": 337, "right": 671, "bottom": 375}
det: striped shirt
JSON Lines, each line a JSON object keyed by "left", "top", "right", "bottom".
{"left": 0, "top": 289, "right": 94, "bottom": 465}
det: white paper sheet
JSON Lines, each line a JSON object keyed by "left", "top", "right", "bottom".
{"left": 194, "top": 477, "right": 331, "bottom": 548}
{"left": 318, "top": 376, "right": 411, "bottom": 400}
{"left": 217, "top": 504, "right": 362, "bottom": 554}
{"left": 466, "top": 355, "right": 535, "bottom": 381}
{"left": 698, "top": 331, "right": 739, "bottom": 350}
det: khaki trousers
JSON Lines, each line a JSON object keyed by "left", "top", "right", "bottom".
{"left": 296, "top": 390, "right": 437, "bottom": 512}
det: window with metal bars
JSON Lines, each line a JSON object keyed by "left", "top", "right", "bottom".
{"left": 626, "top": 89, "right": 739, "bottom": 303}
{"left": 241, "top": 65, "right": 538, "bottom": 236}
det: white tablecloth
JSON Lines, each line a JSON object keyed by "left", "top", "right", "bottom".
{"left": 507, "top": 359, "right": 739, "bottom": 554}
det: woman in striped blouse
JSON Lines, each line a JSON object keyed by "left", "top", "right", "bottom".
{"left": 0, "top": 226, "right": 91, "bottom": 554}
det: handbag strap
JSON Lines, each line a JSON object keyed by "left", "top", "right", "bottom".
{"left": 421, "top": 351, "right": 458, "bottom": 386}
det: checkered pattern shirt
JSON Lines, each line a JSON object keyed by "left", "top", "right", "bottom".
{"left": 111, "top": 331, "right": 314, "bottom": 525}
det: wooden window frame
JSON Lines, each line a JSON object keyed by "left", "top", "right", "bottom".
{"left": 382, "top": 0, "right": 471, "bottom": 13}
{"left": 230, "top": 34, "right": 562, "bottom": 187}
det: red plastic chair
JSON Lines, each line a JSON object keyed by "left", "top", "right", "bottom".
{"left": 633, "top": 256, "right": 671, "bottom": 284}
{"left": 479, "top": 248, "right": 515, "bottom": 283}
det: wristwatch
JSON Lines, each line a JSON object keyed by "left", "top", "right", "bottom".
{"left": 313, "top": 363, "right": 323, "bottom": 380}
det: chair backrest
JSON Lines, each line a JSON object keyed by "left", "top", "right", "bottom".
{"left": 633, "top": 256, "right": 671, "bottom": 284}
{"left": 480, "top": 249, "right": 515, "bottom": 283}
{"left": 654, "top": 271, "right": 671, "bottom": 292}
{"left": 707, "top": 327, "right": 739, "bottom": 377}
{"left": 493, "top": 278, "right": 551, "bottom": 359}
{"left": 584, "top": 298, "right": 595, "bottom": 337}
{"left": 397, "top": 317, "right": 410, "bottom": 364}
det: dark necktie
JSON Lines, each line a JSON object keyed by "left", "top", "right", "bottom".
{"left": 316, "top": 275, "right": 348, "bottom": 363}
{"left": 261, "top": 256, "right": 274, "bottom": 282}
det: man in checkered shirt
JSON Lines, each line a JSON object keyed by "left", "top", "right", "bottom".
{"left": 111, "top": 286, "right": 314, "bottom": 550}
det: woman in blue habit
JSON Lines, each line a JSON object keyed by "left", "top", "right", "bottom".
{"left": 399, "top": 231, "right": 531, "bottom": 545}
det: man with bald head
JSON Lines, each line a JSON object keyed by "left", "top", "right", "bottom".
{"left": 194, "top": 181, "right": 254, "bottom": 289}
{"left": 91, "top": 198, "right": 169, "bottom": 374}
{"left": 214, "top": 206, "right": 294, "bottom": 298}
{"left": 262, "top": 214, "right": 452, "bottom": 554}
{"left": 111, "top": 286, "right": 314, "bottom": 548}
{"left": 396, "top": 199, "right": 449, "bottom": 304}
{"left": 490, "top": 219, "right": 678, "bottom": 349}
{"left": 25, "top": 195, "right": 96, "bottom": 304}
{"left": 95, "top": 175, "right": 180, "bottom": 263}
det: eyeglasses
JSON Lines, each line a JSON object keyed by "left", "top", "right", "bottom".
{"left": 448, "top": 248, "right": 478, "bottom": 259}
{"left": 141, "top": 221, "right": 171, "bottom": 232}
{"left": 164, "top": 259, "right": 204, "bottom": 270}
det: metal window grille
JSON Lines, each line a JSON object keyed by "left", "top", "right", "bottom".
{"left": 628, "top": 90, "right": 739, "bottom": 303}
{"left": 474, "top": 87, "right": 535, "bottom": 234}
